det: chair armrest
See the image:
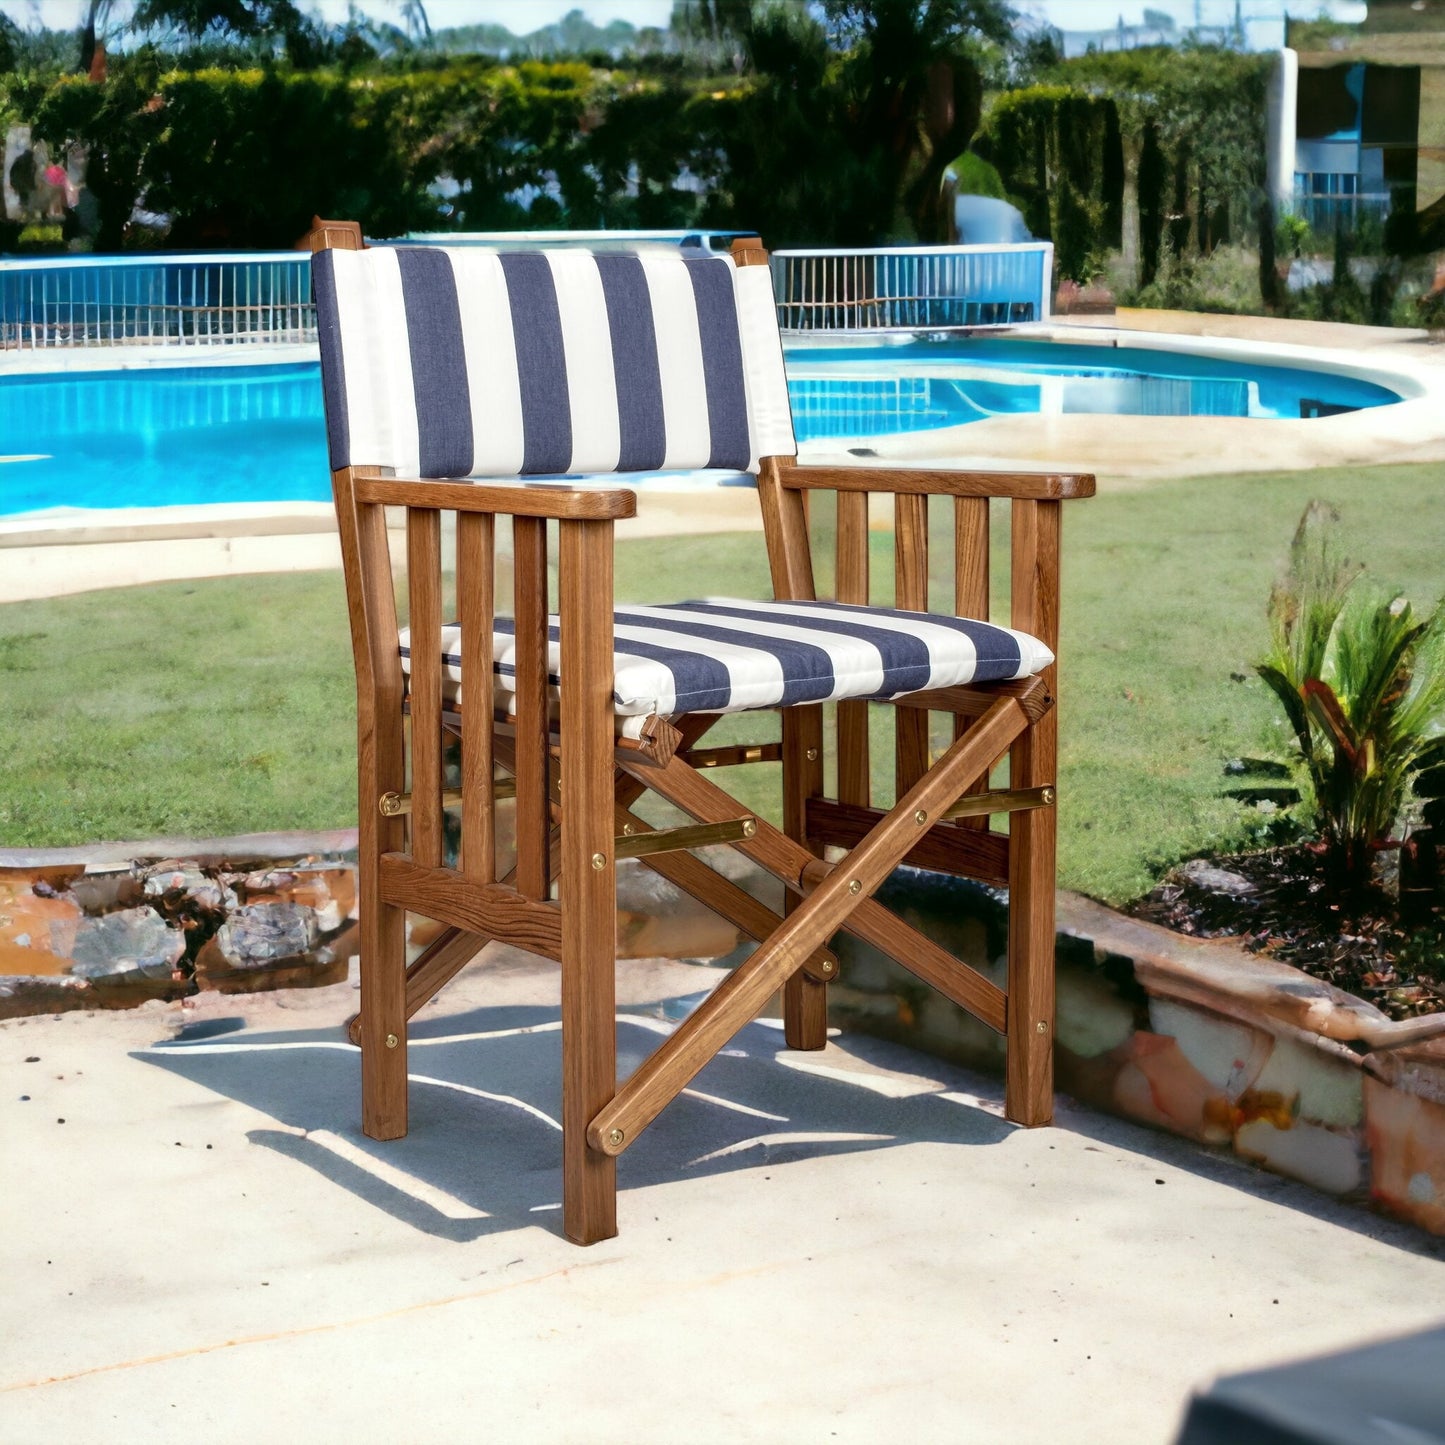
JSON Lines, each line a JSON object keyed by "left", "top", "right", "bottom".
{"left": 354, "top": 476, "right": 637, "bottom": 520}
{"left": 776, "top": 462, "right": 1095, "bottom": 501}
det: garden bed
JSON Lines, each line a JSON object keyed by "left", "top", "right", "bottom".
{"left": 1132, "top": 844, "right": 1445, "bottom": 1022}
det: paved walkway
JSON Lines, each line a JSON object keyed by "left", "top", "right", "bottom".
{"left": 3, "top": 954, "right": 1442, "bottom": 1443}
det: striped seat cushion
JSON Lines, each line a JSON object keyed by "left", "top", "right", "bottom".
{"left": 399, "top": 598, "right": 1052, "bottom": 726}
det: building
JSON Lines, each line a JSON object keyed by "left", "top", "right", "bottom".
{"left": 1269, "top": 1, "right": 1445, "bottom": 243}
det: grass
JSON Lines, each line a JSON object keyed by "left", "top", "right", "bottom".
{"left": 3, "top": 460, "right": 1443, "bottom": 904}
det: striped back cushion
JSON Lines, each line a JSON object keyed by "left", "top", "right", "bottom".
{"left": 311, "top": 245, "right": 796, "bottom": 479}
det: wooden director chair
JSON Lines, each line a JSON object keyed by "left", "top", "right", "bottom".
{"left": 307, "top": 223, "right": 1094, "bottom": 1245}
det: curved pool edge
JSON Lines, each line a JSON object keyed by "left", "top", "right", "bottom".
{"left": 798, "top": 314, "right": 1445, "bottom": 482}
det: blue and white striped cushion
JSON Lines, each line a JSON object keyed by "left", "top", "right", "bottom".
{"left": 399, "top": 598, "right": 1052, "bottom": 723}
{"left": 312, "top": 246, "right": 796, "bottom": 479}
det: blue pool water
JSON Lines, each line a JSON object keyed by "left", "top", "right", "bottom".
{"left": 0, "top": 340, "right": 1404, "bottom": 517}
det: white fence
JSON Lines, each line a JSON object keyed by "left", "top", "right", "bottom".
{"left": 0, "top": 252, "right": 315, "bottom": 349}
{"left": 771, "top": 244, "right": 1053, "bottom": 333}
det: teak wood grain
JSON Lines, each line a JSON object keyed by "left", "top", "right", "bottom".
{"left": 774, "top": 460, "right": 1096, "bottom": 500}
{"left": 893, "top": 492, "right": 930, "bottom": 798}
{"left": 457, "top": 511, "right": 496, "bottom": 883}
{"left": 805, "top": 798, "right": 1010, "bottom": 887}
{"left": 345, "top": 926, "right": 489, "bottom": 1046}
{"left": 835, "top": 487, "right": 871, "bottom": 807}
{"left": 594, "top": 698, "right": 1030, "bottom": 1156}
{"left": 379, "top": 855, "right": 564, "bottom": 959}
{"left": 558, "top": 518, "right": 619, "bottom": 1244}
{"left": 781, "top": 706, "right": 828, "bottom": 1048}
{"left": 355, "top": 476, "right": 636, "bottom": 520}
{"left": 1005, "top": 498, "right": 1062, "bottom": 1127}
{"left": 512, "top": 516, "right": 551, "bottom": 903}
{"left": 797, "top": 858, "right": 1006, "bottom": 1032}
{"left": 406, "top": 507, "right": 444, "bottom": 870}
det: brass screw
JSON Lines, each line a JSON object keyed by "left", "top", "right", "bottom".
{"left": 1036, "top": 1021, "right": 1048, "bottom": 1034}
{"left": 847, "top": 878, "right": 862, "bottom": 895}
{"left": 1042, "top": 786, "right": 1056, "bottom": 805}
{"left": 805, "top": 747, "right": 819, "bottom": 762}
{"left": 742, "top": 818, "right": 757, "bottom": 838}
{"left": 820, "top": 959, "right": 835, "bottom": 975}
{"left": 607, "top": 1127, "right": 625, "bottom": 1147}
{"left": 622, "top": 823, "right": 635, "bottom": 836}
{"left": 384, "top": 1033, "right": 398, "bottom": 1049}
{"left": 914, "top": 809, "right": 928, "bottom": 825}
{"left": 591, "top": 852, "right": 606, "bottom": 871}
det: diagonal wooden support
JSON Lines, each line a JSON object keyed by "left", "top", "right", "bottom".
{"left": 617, "top": 802, "right": 838, "bottom": 983}
{"left": 345, "top": 925, "right": 490, "bottom": 1046}
{"left": 588, "top": 697, "right": 1028, "bottom": 1156}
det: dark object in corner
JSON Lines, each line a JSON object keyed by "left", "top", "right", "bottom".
{"left": 1300, "top": 398, "right": 1359, "bottom": 419}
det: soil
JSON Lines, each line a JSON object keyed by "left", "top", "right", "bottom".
{"left": 1130, "top": 844, "right": 1445, "bottom": 1022}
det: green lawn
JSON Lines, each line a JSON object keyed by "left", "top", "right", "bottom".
{"left": 3, "top": 461, "right": 1441, "bottom": 904}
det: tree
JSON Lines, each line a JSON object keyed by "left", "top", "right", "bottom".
{"left": 129, "top": 0, "right": 325, "bottom": 64}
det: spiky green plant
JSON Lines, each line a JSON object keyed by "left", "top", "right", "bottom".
{"left": 1256, "top": 502, "right": 1445, "bottom": 888}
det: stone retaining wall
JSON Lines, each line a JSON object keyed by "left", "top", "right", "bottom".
{"left": 831, "top": 869, "right": 1445, "bottom": 1237}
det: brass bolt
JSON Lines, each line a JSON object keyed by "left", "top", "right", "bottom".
{"left": 805, "top": 747, "right": 819, "bottom": 762}
{"left": 1042, "top": 786, "right": 1056, "bottom": 805}
{"left": 820, "top": 959, "right": 835, "bottom": 975}
{"left": 622, "top": 823, "right": 635, "bottom": 836}
{"left": 607, "top": 1127, "right": 625, "bottom": 1147}
{"left": 847, "top": 878, "right": 862, "bottom": 895}
{"left": 914, "top": 809, "right": 928, "bottom": 825}
{"left": 1036, "top": 1021, "right": 1048, "bottom": 1035}
{"left": 384, "top": 1033, "right": 399, "bottom": 1049}
{"left": 742, "top": 818, "right": 757, "bottom": 838}
{"left": 591, "top": 852, "right": 606, "bottom": 871}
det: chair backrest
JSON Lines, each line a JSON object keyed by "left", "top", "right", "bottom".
{"left": 311, "top": 242, "right": 796, "bottom": 481}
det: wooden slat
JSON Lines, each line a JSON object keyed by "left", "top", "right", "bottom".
{"left": 457, "top": 511, "right": 496, "bottom": 883}
{"left": 593, "top": 699, "right": 1029, "bottom": 1156}
{"left": 336, "top": 468, "right": 409, "bottom": 1143}
{"left": 512, "top": 516, "right": 551, "bottom": 901}
{"left": 1006, "top": 499, "right": 1062, "bottom": 1128}
{"left": 774, "top": 460, "right": 1096, "bottom": 500}
{"left": 558, "top": 517, "right": 618, "bottom": 1245}
{"left": 378, "top": 855, "right": 564, "bottom": 959}
{"left": 355, "top": 477, "right": 636, "bottom": 520}
{"left": 756, "top": 455, "right": 817, "bottom": 601}
{"left": 346, "top": 926, "right": 489, "bottom": 1046}
{"left": 894, "top": 493, "right": 930, "bottom": 798}
{"left": 892, "top": 677, "right": 1055, "bottom": 724}
{"left": 953, "top": 494, "right": 990, "bottom": 747}
{"left": 406, "top": 507, "right": 444, "bottom": 869}
{"left": 805, "top": 798, "right": 1009, "bottom": 887}
{"left": 782, "top": 706, "right": 827, "bottom": 1048}
{"left": 835, "top": 487, "right": 870, "bottom": 807}
{"left": 680, "top": 742, "right": 782, "bottom": 770}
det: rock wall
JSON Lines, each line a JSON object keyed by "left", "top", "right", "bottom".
{"left": 830, "top": 868, "right": 1445, "bottom": 1238}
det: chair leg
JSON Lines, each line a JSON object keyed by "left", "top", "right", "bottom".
{"left": 559, "top": 518, "right": 618, "bottom": 1245}
{"left": 359, "top": 862, "right": 409, "bottom": 1142}
{"left": 782, "top": 707, "right": 828, "bottom": 1050}
{"left": 1005, "top": 717, "right": 1056, "bottom": 1127}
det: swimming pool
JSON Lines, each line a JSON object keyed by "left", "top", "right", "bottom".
{"left": 0, "top": 339, "right": 1407, "bottom": 517}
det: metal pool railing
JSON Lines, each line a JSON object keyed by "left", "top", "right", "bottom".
{"left": 0, "top": 253, "right": 316, "bottom": 349}
{"left": 771, "top": 244, "right": 1053, "bottom": 333}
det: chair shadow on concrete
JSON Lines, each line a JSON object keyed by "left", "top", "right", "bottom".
{"left": 137, "top": 1000, "right": 1015, "bottom": 1242}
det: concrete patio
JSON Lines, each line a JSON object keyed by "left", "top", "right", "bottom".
{"left": 3, "top": 951, "right": 1443, "bottom": 1443}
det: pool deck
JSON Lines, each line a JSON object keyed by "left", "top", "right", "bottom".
{"left": 3, "top": 312, "right": 1444, "bottom": 603}
{"left": 3, "top": 950, "right": 1443, "bottom": 1443}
